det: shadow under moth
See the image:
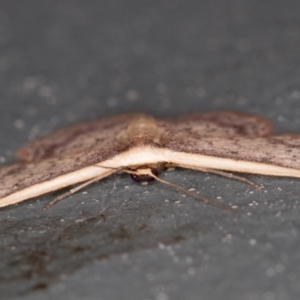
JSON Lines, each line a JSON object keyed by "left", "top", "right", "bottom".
{"left": 1, "top": 111, "right": 300, "bottom": 211}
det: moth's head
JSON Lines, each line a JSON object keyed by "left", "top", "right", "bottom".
{"left": 130, "top": 168, "right": 158, "bottom": 185}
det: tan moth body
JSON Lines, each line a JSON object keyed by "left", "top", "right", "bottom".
{"left": 1, "top": 111, "right": 300, "bottom": 209}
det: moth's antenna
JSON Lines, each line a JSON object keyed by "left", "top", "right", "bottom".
{"left": 43, "top": 174, "right": 111, "bottom": 210}
{"left": 95, "top": 164, "right": 124, "bottom": 171}
{"left": 43, "top": 165, "right": 131, "bottom": 210}
{"left": 125, "top": 169, "right": 237, "bottom": 213}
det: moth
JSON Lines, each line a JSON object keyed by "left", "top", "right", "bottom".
{"left": 1, "top": 111, "right": 300, "bottom": 211}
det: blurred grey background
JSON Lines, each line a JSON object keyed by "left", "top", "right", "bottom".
{"left": 1, "top": 0, "right": 300, "bottom": 299}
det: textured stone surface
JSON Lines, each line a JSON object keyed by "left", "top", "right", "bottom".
{"left": 1, "top": 0, "right": 300, "bottom": 299}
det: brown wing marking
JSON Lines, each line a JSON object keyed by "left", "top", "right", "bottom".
{"left": 16, "top": 113, "right": 137, "bottom": 162}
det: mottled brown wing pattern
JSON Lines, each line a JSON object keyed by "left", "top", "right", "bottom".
{"left": 156, "top": 113, "right": 300, "bottom": 170}
{"left": 0, "top": 157, "right": 73, "bottom": 198}
{"left": 157, "top": 111, "right": 273, "bottom": 139}
{"left": 16, "top": 113, "right": 136, "bottom": 162}
{"left": 0, "top": 114, "right": 137, "bottom": 198}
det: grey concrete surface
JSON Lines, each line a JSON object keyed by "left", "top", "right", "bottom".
{"left": 1, "top": 0, "right": 300, "bottom": 299}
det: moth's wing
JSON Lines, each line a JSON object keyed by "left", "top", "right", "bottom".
{"left": 0, "top": 141, "right": 126, "bottom": 200}
{"left": 0, "top": 158, "right": 116, "bottom": 206}
{"left": 157, "top": 112, "right": 300, "bottom": 171}
{"left": 208, "top": 133, "right": 300, "bottom": 170}
{"left": 16, "top": 113, "right": 136, "bottom": 162}
{"left": 159, "top": 111, "right": 273, "bottom": 138}
{"left": 0, "top": 114, "right": 136, "bottom": 201}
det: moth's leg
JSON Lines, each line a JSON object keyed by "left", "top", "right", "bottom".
{"left": 203, "top": 169, "right": 261, "bottom": 189}
{"left": 124, "top": 168, "right": 236, "bottom": 212}
{"left": 43, "top": 172, "right": 114, "bottom": 210}
{"left": 177, "top": 165, "right": 261, "bottom": 189}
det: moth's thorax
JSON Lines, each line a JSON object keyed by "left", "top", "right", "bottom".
{"left": 127, "top": 114, "right": 158, "bottom": 145}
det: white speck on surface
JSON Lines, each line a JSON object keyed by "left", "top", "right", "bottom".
{"left": 237, "top": 96, "right": 247, "bottom": 105}
{"left": 249, "top": 239, "right": 257, "bottom": 245}
{"left": 222, "top": 234, "right": 233, "bottom": 242}
{"left": 155, "top": 292, "right": 169, "bottom": 300}
{"left": 121, "top": 253, "right": 128, "bottom": 261}
{"left": 277, "top": 115, "right": 285, "bottom": 122}
{"left": 187, "top": 267, "right": 196, "bottom": 275}
{"left": 266, "top": 267, "right": 276, "bottom": 277}
{"left": 195, "top": 87, "right": 206, "bottom": 98}
{"left": 39, "top": 85, "right": 53, "bottom": 97}
{"left": 158, "top": 243, "right": 166, "bottom": 249}
{"left": 23, "top": 76, "right": 38, "bottom": 90}
{"left": 125, "top": 89, "right": 139, "bottom": 101}
{"left": 75, "top": 218, "right": 85, "bottom": 223}
{"left": 13, "top": 119, "right": 25, "bottom": 129}
{"left": 29, "top": 124, "right": 41, "bottom": 140}
{"left": 185, "top": 256, "right": 193, "bottom": 264}
{"left": 291, "top": 90, "right": 300, "bottom": 99}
